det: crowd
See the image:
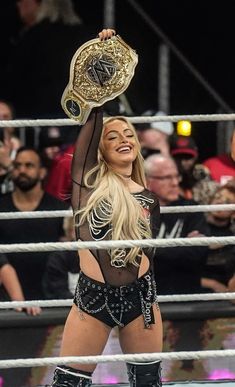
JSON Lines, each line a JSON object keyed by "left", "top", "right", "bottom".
{"left": 0, "top": 104, "right": 235, "bottom": 310}
{"left": 0, "top": 6, "right": 234, "bottom": 385}
{"left": 0, "top": 0, "right": 234, "bottom": 315}
{"left": 0, "top": 8, "right": 235, "bottom": 387}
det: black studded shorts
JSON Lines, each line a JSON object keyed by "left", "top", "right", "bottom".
{"left": 74, "top": 271, "right": 159, "bottom": 328}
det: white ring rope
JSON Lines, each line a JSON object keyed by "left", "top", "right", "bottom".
{"left": 0, "top": 210, "right": 72, "bottom": 219}
{"left": 0, "top": 114, "right": 234, "bottom": 376}
{"left": 1, "top": 113, "right": 235, "bottom": 128}
{"left": 160, "top": 204, "right": 235, "bottom": 213}
{"left": 0, "top": 236, "right": 234, "bottom": 254}
{"left": 1, "top": 291, "right": 235, "bottom": 310}
{"left": 0, "top": 204, "right": 234, "bottom": 220}
{"left": 0, "top": 349, "right": 235, "bottom": 369}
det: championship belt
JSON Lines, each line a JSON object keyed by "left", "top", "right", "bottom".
{"left": 61, "top": 35, "right": 138, "bottom": 124}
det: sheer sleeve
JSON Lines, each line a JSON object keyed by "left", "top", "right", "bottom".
{"left": 150, "top": 200, "right": 160, "bottom": 238}
{"left": 71, "top": 109, "right": 103, "bottom": 212}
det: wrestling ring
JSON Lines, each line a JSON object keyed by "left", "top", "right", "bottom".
{"left": 0, "top": 113, "right": 235, "bottom": 387}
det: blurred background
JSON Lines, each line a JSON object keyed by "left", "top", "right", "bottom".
{"left": 0, "top": 0, "right": 235, "bottom": 160}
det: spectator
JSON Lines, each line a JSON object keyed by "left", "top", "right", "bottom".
{"left": 136, "top": 110, "right": 174, "bottom": 158}
{"left": 170, "top": 134, "right": 218, "bottom": 203}
{"left": 38, "top": 126, "right": 65, "bottom": 169}
{"left": 203, "top": 132, "right": 235, "bottom": 184}
{"left": 0, "top": 147, "right": 68, "bottom": 299}
{"left": 44, "top": 102, "right": 122, "bottom": 202}
{"left": 44, "top": 143, "right": 74, "bottom": 202}
{"left": 145, "top": 153, "right": 209, "bottom": 295}
{"left": 0, "top": 99, "right": 21, "bottom": 150}
{"left": 43, "top": 214, "right": 80, "bottom": 299}
{"left": 39, "top": 125, "right": 79, "bottom": 193}
{"left": 201, "top": 181, "right": 235, "bottom": 293}
{"left": 0, "top": 99, "right": 22, "bottom": 195}
{"left": 0, "top": 253, "right": 41, "bottom": 315}
{"left": 5, "top": 0, "right": 89, "bottom": 118}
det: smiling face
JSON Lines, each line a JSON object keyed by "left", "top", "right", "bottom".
{"left": 100, "top": 118, "right": 139, "bottom": 170}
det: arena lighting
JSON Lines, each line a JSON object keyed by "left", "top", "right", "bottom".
{"left": 177, "top": 120, "right": 192, "bottom": 136}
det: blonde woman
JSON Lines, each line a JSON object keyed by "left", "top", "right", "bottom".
{"left": 50, "top": 29, "right": 163, "bottom": 387}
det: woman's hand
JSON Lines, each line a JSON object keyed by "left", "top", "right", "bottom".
{"left": 98, "top": 28, "right": 116, "bottom": 41}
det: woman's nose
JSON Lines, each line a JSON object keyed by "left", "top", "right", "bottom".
{"left": 120, "top": 135, "right": 128, "bottom": 142}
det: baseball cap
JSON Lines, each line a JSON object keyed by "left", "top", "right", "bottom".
{"left": 170, "top": 135, "right": 198, "bottom": 157}
{"left": 140, "top": 110, "right": 174, "bottom": 135}
{"left": 39, "top": 126, "right": 63, "bottom": 149}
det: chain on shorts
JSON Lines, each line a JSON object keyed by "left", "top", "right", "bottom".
{"left": 74, "top": 271, "right": 159, "bottom": 328}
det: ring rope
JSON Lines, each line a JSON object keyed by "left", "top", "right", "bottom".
{"left": 1, "top": 291, "right": 235, "bottom": 309}
{"left": 0, "top": 114, "right": 233, "bottom": 377}
{"left": 0, "top": 349, "right": 235, "bottom": 369}
{"left": 0, "top": 236, "right": 234, "bottom": 254}
{"left": 0, "top": 210, "right": 72, "bottom": 219}
{"left": 0, "top": 204, "right": 234, "bottom": 220}
{"left": 1, "top": 113, "right": 235, "bottom": 128}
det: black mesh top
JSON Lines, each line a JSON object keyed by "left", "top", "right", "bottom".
{"left": 71, "top": 109, "right": 160, "bottom": 286}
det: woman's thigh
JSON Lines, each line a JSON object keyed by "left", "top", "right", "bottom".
{"left": 119, "top": 305, "right": 163, "bottom": 354}
{"left": 60, "top": 304, "right": 112, "bottom": 372}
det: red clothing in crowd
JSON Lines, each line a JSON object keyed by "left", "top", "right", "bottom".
{"left": 45, "top": 144, "right": 74, "bottom": 202}
{"left": 203, "top": 154, "right": 235, "bottom": 184}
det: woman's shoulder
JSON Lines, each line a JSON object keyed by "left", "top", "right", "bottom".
{"left": 133, "top": 188, "right": 159, "bottom": 208}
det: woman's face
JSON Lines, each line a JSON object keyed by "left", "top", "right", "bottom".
{"left": 100, "top": 119, "right": 138, "bottom": 168}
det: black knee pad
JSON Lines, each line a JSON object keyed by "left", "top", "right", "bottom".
{"left": 126, "top": 360, "right": 162, "bottom": 387}
{"left": 50, "top": 365, "right": 92, "bottom": 387}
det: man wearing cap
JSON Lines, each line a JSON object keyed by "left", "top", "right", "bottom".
{"left": 136, "top": 110, "right": 174, "bottom": 158}
{"left": 203, "top": 133, "right": 235, "bottom": 185}
{"left": 170, "top": 135, "right": 216, "bottom": 203}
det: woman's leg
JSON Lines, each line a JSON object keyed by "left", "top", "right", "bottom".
{"left": 119, "top": 305, "right": 163, "bottom": 387}
{"left": 50, "top": 304, "right": 112, "bottom": 386}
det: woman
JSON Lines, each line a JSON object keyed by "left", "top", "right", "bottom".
{"left": 50, "top": 29, "right": 163, "bottom": 387}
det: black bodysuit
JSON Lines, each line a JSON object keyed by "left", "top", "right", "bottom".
{"left": 71, "top": 110, "right": 160, "bottom": 286}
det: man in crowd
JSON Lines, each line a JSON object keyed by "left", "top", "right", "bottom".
{"left": 0, "top": 147, "right": 68, "bottom": 299}
{"left": 0, "top": 99, "right": 21, "bottom": 195}
{"left": 144, "top": 153, "right": 209, "bottom": 294}
{"left": 170, "top": 134, "right": 217, "bottom": 203}
{"left": 137, "top": 110, "right": 174, "bottom": 158}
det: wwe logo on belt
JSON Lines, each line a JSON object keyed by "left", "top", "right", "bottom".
{"left": 65, "top": 99, "right": 80, "bottom": 117}
{"left": 87, "top": 55, "right": 116, "bottom": 86}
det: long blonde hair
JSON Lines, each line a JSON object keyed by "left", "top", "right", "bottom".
{"left": 76, "top": 116, "right": 151, "bottom": 266}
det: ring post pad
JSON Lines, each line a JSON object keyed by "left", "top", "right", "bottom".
{"left": 61, "top": 35, "right": 138, "bottom": 124}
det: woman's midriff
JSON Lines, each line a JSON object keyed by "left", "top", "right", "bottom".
{"left": 79, "top": 249, "right": 150, "bottom": 283}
